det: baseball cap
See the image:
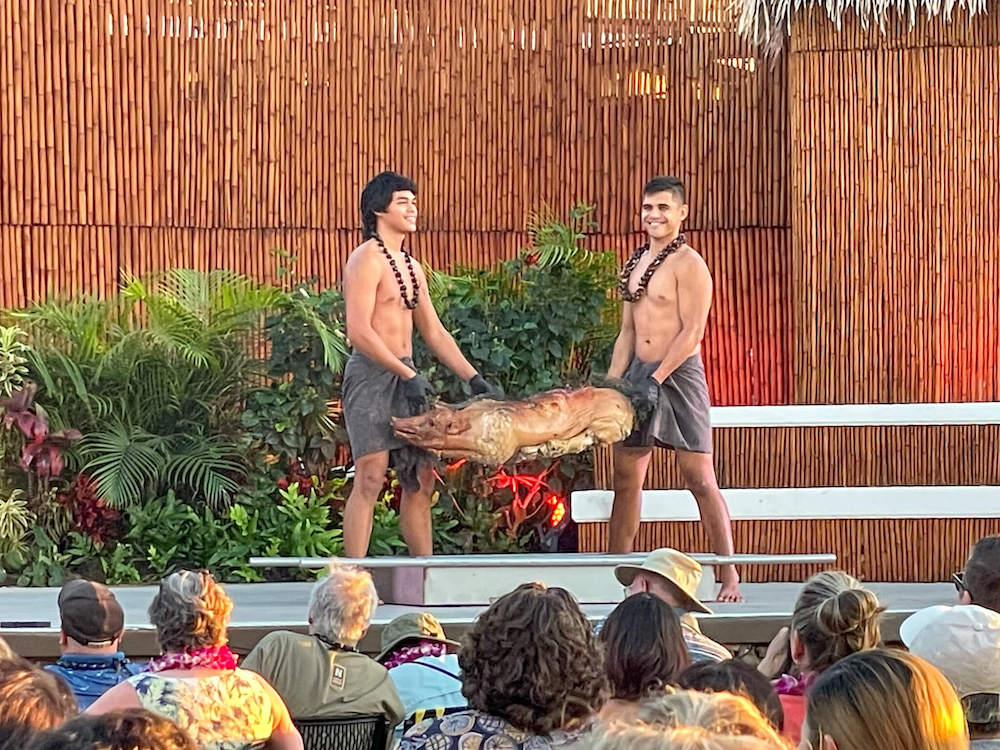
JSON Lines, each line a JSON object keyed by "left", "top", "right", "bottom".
{"left": 58, "top": 579, "right": 125, "bottom": 647}
{"left": 901, "top": 604, "right": 1000, "bottom": 701}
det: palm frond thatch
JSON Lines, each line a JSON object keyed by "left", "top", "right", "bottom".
{"left": 737, "top": 0, "right": 990, "bottom": 53}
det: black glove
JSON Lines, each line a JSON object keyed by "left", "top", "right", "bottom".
{"left": 401, "top": 374, "right": 434, "bottom": 412}
{"left": 626, "top": 375, "right": 660, "bottom": 421}
{"left": 468, "top": 374, "right": 504, "bottom": 399}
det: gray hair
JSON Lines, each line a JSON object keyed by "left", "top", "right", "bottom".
{"left": 148, "top": 570, "right": 233, "bottom": 652}
{"left": 307, "top": 562, "right": 378, "bottom": 646}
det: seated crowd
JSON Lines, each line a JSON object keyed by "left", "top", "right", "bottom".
{"left": 0, "top": 534, "right": 997, "bottom": 749}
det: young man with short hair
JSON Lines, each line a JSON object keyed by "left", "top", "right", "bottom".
{"left": 607, "top": 176, "right": 740, "bottom": 601}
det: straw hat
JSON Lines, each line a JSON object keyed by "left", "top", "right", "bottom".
{"left": 614, "top": 548, "right": 712, "bottom": 614}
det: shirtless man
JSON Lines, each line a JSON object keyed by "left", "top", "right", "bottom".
{"left": 607, "top": 176, "right": 741, "bottom": 602}
{"left": 341, "top": 171, "right": 502, "bottom": 557}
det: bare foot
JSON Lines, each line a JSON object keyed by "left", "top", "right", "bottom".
{"left": 717, "top": 569, "right": 743, "bottom": 603}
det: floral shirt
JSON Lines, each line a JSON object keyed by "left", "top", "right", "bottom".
{"left": 129, "top": 669, "right": 275, "bottom": 750}
{"left": 401, "top": 708, "right": 581, "bottom": 750}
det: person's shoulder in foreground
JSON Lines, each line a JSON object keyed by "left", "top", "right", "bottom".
{"left": 401, "top": 708, "right": 583, "bottom": 749}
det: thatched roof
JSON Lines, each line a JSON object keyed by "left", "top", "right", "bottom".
{"left": 737, "top": 0, "right": 991, "bottom": 53}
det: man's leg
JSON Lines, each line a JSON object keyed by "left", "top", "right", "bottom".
{"left": 343, "top": 451, "right": 390, "bottom": 558}
{"left": 675, "top": 449, "right": 742, "bottom": 602}
{"left": 398, "top": 461, "right": 435, "bottom": 556}
{"left": 608, "top": 444, "right": 654, "bottom": 553}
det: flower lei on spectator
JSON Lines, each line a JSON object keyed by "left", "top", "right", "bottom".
{"left": 383, "top": 639, "right": 447, "bottom": 670}
{"left": 145, "top": 644, "right": 238, "bottom": 673}
{"left": 773, "top": 670, "right": 817, "bottom": 696}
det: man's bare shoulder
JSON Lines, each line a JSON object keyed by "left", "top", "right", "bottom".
{"left": 345, "top": 240, "right": 381, "bottom": 272}
{"left": 673, "top": 245, "right": 710, "bottom": 278}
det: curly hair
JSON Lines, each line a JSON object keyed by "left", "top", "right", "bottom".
{"left": 600, "top": 593, "right": 690, "bottom": 700}
{"left": 0, "top": 657, "right": 78, "bottom": 750}
{"left": 27, "top": 709, "right": 195, "bottom": 750}
{"left": 147, "top": 570, "right": 233, "bottom": 652}
{"left": 459, "top": 583, "right": 608, "bottom": 735}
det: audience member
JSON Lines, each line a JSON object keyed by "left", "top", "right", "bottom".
{"left": 756, "top": 571, "right": 882, "bottom": 744}
{"left": 0, "top": 656, "right": 78, "bottom": 750}
{"left": 87, "top": 569, "right": 303, "bottom": 750}
{"left": 598, "top": 592, "right": 690, "bottom": 722}
{"left": 614, "top": 548, "right": 731, "bottom": 662}
{"left": 802, "top": 649, "right": 968, "bottom": 750}
{"left": 901, "top": 603, "right": 1000, "bottom": 748}
{"left": 44, "top": 579, "right": 142, "bottom": 709}
{"left": 677, "top": 659, "right": 784, "bottom": 731}
{"left": 958, "top": 536, "right": 1000, "bottom": 614}
{"left": 586, "top": 689, "right": 790, "bottom": 749}
{"left": 28, "top": 708, "right": 195, "bottom": 750}
{"left": 243, "top": 562, "right": 404, "bottom": 731}
{"left": 376, "top": 612, "right": 464, "bottom": 737}
{"left": 402, "top": 583, "right": 607, "bottom": 749}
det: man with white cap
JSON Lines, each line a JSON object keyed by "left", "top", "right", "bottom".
{"left": 901, "top": 604, "right": 1000, "bottom": 748}
{"left": 614, "top": 547, "right": 731, "bottom": 662}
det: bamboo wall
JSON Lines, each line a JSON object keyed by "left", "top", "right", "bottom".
{"left": 3, "top": 1, "right": 999, "bottom": 579}
{"left": 789, "top": 8, "right": 1000, "bottom": 404}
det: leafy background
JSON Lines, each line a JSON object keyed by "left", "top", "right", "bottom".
{"left": 0, "top": 205, "right": 619, "bottom": 585}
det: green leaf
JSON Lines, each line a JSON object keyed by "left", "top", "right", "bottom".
{"left": 80, "top": 424, "right": 166, "bottom": 508}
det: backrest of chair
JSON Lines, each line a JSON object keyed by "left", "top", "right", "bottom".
{"left": 292, "top": 715, "right": 389, "bottom": 750}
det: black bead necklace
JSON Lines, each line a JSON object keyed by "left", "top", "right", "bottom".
{"left": 375, "top": 234, "right": 420, "bottom": 310}
{"left": 618, "top": 233, "right": 686, "bottom": 302}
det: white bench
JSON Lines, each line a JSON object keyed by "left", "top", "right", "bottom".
{"left": 577, "top": 401, "right": 1000, "bottom": 524}
{"left": 708, "top": 402, "right": 1000, "bottom": 427}
{"left": 572, "top": 486, "right": 1000, "bottom": 524}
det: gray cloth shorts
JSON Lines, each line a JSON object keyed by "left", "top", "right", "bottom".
{"left": 622, "top": 354, "right": 713, "bottom": 454}
{"left": 341, "top": 351, "right": 432, "bottom": 490}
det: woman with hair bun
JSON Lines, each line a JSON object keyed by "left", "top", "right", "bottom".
{"left": 756, "top": 571, "right": 883, "bottom": 744}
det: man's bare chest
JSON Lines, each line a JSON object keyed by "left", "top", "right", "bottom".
{"left": 628, "top": 256, "right": 679, "bottom": 303}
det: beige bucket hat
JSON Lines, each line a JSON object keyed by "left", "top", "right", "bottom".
{"left": 614, "top": 548, "right": 712, "bottom": 614}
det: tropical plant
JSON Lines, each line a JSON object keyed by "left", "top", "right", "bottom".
{"left": 417, "top": 203, "right": 618, "bottom": 399}
{"left": 7, "top": 269, "right": 345, "bottom": 509}
{"left": 0, "top": 489, "right": 32, "bottom": 556}
{"left": 0, "top": 326, "right": 29, "bottom": 397}
{"left": 241, "top": 382, "right": 339, "bottom": 476}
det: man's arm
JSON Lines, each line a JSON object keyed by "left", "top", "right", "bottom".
{"left": 411, "top": 265, "right": 478, "bottom": 382}
{"left": 343, "top": 248, "right": 417, "bottom": 380}
{"left": 651, "top": 253, "right": 712, "bottom": 383}
{"left": 607, "top": 302, "right": 636, "bottom": 379}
